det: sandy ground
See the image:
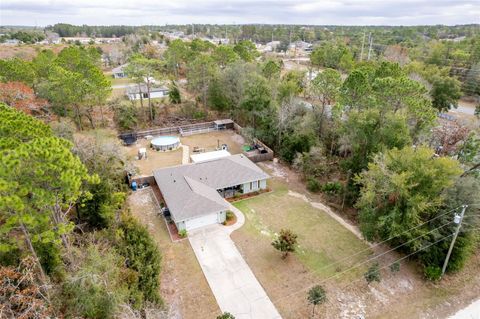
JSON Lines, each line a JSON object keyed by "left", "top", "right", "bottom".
{"left": 123, "top": 130, "right": 245, "bottom": 176}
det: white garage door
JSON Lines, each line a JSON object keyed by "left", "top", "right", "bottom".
{"left": 185, "top": 213, "right": 218, "bottom": 231}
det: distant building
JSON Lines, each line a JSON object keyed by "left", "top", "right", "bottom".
{"left": 4, "top": 39, "right": 20, "bottom": 45}
{"left": 112, "top": 63, "right": 128, "bottom": 78}
{"left": 126, "top": 84, "right": 169, "bottom": 100}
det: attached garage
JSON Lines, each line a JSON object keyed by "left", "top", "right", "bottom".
{"left": 185, "top": 213, "right": 220, "bottom": 231}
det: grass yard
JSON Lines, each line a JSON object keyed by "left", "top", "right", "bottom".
{"left": 128, "top": 188, "right": 220, "bottom": 318}
{"left": 231, "top": 177, "right": 372, "bottom": 318}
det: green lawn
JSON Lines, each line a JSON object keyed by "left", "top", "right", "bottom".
{"left": 233, "top": 178, "right": 372, "bottom": 281}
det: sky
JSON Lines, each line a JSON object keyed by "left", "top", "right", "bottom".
{"left": 1, "top": 0, "right": 479, "bottom": 26}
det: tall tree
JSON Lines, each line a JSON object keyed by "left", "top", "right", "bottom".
{"left": 187, "top": 54, "right": 217, "bottom": 107}
{"left": 310, "top": 68, "right": 342, "bottom": 134}
{"left": 125, "top": 54, "right": 163, "bottom": 121}
{"left": 355, "top": 146, "right": 462, "bottom": 254}
{"left": 0, "top": 104, "right": 91, "bottom": 280}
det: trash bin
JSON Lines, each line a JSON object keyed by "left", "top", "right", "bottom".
{"left": 131, "top": 181, "right": 137, "bottom": 191}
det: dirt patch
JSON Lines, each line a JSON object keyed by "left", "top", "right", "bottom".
{"left": 181, "top": 130, "right": 244, "bottom": 156}
{"left": 122, "top": 139, "right": 183, "bottom": 176}
{"left": 128, "top": 189, "right": 220, "bottom": 319}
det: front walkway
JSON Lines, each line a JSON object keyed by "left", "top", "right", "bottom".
{"left": 188, "top": 205, "right": 282, "bottom": 319}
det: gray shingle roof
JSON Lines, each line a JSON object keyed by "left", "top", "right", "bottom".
{"left": 126, "top": 84, "right": 169, "bottom": 95}
{"left": 153, "top": 154, "right": 269, "bottom": 222}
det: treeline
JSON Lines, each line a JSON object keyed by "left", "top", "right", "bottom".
{"left": 0, "top": 104, "right": 164, "bottom": 318}
{"left": 47, "top": 23, "right": 140, "bottom": 37}
{"left": 160, "top": 24, "right": 479, "bottom": 44}
{"left": 0, "top": 30, "right": 45, "bottom": 43}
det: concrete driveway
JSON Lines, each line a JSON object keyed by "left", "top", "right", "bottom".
{"left": 188, "top": 205, "right": 281, "bottom": 319}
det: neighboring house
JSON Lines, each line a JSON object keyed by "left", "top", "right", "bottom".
{"left": 126, "top": 84, "right": 169, "bottom": 100}
{"left": 112, "top": 63, "right": 128, "bottom": 78}
{"left": 154, "top": 154, "right": 269, "bottom": 231}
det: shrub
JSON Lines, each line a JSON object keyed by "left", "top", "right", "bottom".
{"left": 424, "top": 265, "right": 442, "bottom": 281}
{"left": 226, "top": 211, "right": 235, "bottom": 221}
{"left": 178, "top": 229, "right": 188, "bottom": 238}
{"left": 271, "top": 229, "right": 298, "bottom": 259}
{"left": 321, "top": 181, "right": 343, "bottom": 195}
{"left": 62, "top": 245, "right": 129, "bottom": 318}
{"left": 364, "top": 262, "right": 381, "bottom": 284}
{"left": 114, "top": 103, "right": 138, "bottom": 131}
{"left": 390, "top": 261, "right": 400, "bottom": 273}
{"left": 217, "top": 312, "right": 235, "bottom": 319}
{"left": 168, "top": 81, "right": 181, "bottom": 104}
{"left": 307, "top": 178, "right": 321, "bottom": 193}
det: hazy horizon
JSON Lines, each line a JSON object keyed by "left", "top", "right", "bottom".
{"left": 1, "top": 0, "right": 479, "bottom": 27}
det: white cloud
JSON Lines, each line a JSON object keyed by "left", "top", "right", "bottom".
{"left": 0, "top": 0, "right": 479, "bottom": 26}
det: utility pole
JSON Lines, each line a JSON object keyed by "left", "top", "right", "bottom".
{"left": 360, "top": 31, "right": 366, "bottom": 61}
{"left": 367, "top": 33, "right": 373, "bottom": 61}
{"left": 441, "top": 205, "right": 468, "bottom": 276}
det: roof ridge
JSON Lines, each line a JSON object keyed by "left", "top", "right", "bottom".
{"left": 184, "top": 176, "right": 228, "bottom": 208}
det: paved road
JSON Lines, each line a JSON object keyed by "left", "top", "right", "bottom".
{"left": 449, "top": 299, "right": 480, "bottom": 319}
{"left": 188, "top": 205, "right": 282, "bottom": 319}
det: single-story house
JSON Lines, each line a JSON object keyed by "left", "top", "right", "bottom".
{"left": 112, "top": 63, "right": 128, "bottom": 78}
{"left": 126, "top": 84, "right": 169, "bottom": 101}
{"left": 153, "top": 154, "right": 269, "bottom": 231}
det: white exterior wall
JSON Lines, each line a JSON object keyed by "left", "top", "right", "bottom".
{"left": 128, "top": 90, "right": 169, "bottom": 101}
{"left": 242, "top": 179, "right": 267, "bottom": 194}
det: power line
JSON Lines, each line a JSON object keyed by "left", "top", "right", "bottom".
{"left": 282, "top": 231, "right": 460, "bottom": 316}
{"left": 262, "top": 205, "right": 466, "bottom": 300}
{"left": 273, "top": 219, "right": 457, "bottom": 303}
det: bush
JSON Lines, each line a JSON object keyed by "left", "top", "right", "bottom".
{"left": 168, "top": 81, "right": 181, "bottom": 104}
{"left": 390, "top": 261, "right": 400, "bottom": 273}
{"left": 424, "top": 265, "right": 442, "bottom": 281}
{"left": 178, "top": 229, "right": 188, "bottom": 238}
{"left": 307, "top": 178, "right": 321, "bottom": 193}
{"left": 226, "top": 211, "right": 235, "bottom": 221}
{"left": 114, "top": 103, "right": 138, "bottom": 131}
{"left": 321, "top": 181, "right": 343, "bottom": 195}
{"left": 364, "top": 262, "right": 381, "bottom": 284}
{"left": 62, "top": 245, "right": 129, "bottom": 318}
{"left": 271, "top": 229, "right": 298, "bottom": 259}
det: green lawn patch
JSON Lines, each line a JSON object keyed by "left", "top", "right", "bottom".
{"left": 233, "top": 178, "right": 372, "bottom": 281}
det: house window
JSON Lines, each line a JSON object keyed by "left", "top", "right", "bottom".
{"left": 250, "top": 181, "right": 258, "bottom": 190}
{"left": 142, "top": 93, "right": 149, "bottom": 99}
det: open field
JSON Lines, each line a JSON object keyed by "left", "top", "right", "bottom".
{"left": 123, "top": 130, "right": 245, "bottom": 176}
{"left": 128, "top": 188, "right": 220, "bottom": 319}
{"left": 231, "top": 174, "right": 372, "bottom": 318}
